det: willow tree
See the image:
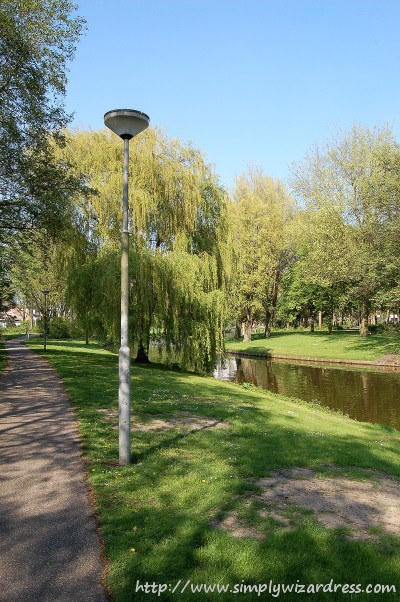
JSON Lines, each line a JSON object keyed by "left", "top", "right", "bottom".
{"left": 231, "top": 166, "right": 296, "bottom": 341}
{"left": 290, "top": 124, "right": 400, "bottom": 336}
{"left": 61, "top": 127, "right": 230, "bottom": 371}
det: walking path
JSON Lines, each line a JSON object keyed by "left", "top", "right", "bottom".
{"left": 0, "top": 338, "right": 108, "bottom": 602}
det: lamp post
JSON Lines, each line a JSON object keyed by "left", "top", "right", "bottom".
{"left": 42, "top": 289, "right": 49, "bottom": 352}
{"left": 104, "top": 109, "right": 150, "bottom": 465}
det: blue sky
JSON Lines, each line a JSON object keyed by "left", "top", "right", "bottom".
{"left": 66, "top": 0, "right": 400, "bottom": 190}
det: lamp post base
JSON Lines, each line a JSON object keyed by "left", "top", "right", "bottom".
{"left": 118, "top": 345, "right": 131, "bottom": 465}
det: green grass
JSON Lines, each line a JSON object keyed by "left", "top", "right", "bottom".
{"left": 24, "top": 339, "right": 400, "bottom": 601}
{"left": 225, "top": 330, "right": 400, "bottom": 361}
{"left": 0, "top": 342, "right": 7, "bottom": 372}
{"left": 0, "top": 325, "right": 30, "bottom": 340}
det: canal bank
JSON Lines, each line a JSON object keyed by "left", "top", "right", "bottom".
{"left": 225, "top": 330, "right": 400, "bottom": 364}
{"left": 227, "top": 348, "right": 400, "bottom": 368}
{"left": 215, "top": 354, "right": 400, "bottom": 430}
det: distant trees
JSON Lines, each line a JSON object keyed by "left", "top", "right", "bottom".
{"left": 230, "top": 167, "right": 296, "bottom": 341}
{"left": 230, "top": 125, "right": 400, "bottom": 340}
{"left": 290, "top": 124, "right": 400, "bottom": 335}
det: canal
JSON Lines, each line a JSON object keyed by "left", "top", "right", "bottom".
{"left": 214, "top": 355, "right": 400, "bottom": 430}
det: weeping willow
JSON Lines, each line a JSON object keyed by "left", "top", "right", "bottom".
{"left": 62, "top": 127, "right": 231, "bottom": 372}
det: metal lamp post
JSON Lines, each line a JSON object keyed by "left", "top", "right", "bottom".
{"left": 104, "top": 109, "right": 150, "bottom": 465}
{"left": 42, "top": 289, "right": 49, "bottom": 352}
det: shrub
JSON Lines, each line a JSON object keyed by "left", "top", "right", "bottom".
{"left": 48, "top": 317, "right": 83, "bottom": 339}
{"left": 369, "top": 323, "right": 400, "bottom": 335}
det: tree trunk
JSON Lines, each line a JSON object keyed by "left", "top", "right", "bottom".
{"left": 310, "top": 317, "right": 315, "bottom": 333}
{"left": 235, "top": 320, "right": 242, "bottom": 339}
{"left": 135, "top": 340, "right": 151, "bottom": 363}
{"left": 318, "top": 311, "right": 322, "bottom": 330}
{"left": 360, "top": 298, "right": 370, "bottom": 336}
{"left": 327, "top": 308, "right": 333, "bottom": 334}
{"left": 243, "top": 321, "right": 252, "bottom": 343}
{"left": 264, "top": 270, "right": 280, "bottom": 338}
{"left": 264, "top": 310, "right": 272, "bottom": 338}
{"left": 85, "top": 327, "right": 89, "bottom": 345}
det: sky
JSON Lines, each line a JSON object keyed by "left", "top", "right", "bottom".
{"left": 66, "top": 0, "right": 400, "bottom": 191}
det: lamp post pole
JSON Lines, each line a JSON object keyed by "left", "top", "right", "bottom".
{"left": 104, "top": 109, "right": 150, "bottom": 465}
{"left": 119, "top": 136, "right": 131, "bottom": 465}
{"left": 42, "top": 290, "right": 49, "bottom": 352}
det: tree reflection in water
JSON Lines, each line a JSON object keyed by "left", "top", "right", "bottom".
{"left": 214, "top": 356, "right": 400, "bottom": 430}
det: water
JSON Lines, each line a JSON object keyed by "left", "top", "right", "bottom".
{"left": 214, "top": 355, "right": 400, "bottom": 430}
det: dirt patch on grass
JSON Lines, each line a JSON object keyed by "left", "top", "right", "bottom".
{"left": 211, "top": 467, "right": 400, "bottom": 541}
{"left": 209, "top": 510, "right": 265, "bottom": 540}
{"left": 134, "top": 411, "right": 230, "bottom": 433}
{"left": 97, "top": 409, "right": 230, "bottom": 433}
{"left": 376, "top": 354, "right": 400, "bottom": 367}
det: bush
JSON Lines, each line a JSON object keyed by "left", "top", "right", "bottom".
{"left": 47, "top": 317, "right": 83, "bottom": 339}
{"left": 369, "top": 323, "right": 400, "bottom": 335}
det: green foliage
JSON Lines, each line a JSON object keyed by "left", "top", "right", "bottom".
{"left": 10, "top": 232, "right": 71, "bottom": 318}
{"left": 230, "top": 166, "right": 296, "bottom": 338}
{"left": 0, "top": 321, "right": 29, "bottom": 339}
{"left": 0, "top": 1, "right": 86, "bottom": 242}
{"left": 369, "top": 323, "right": 400, "bottom": 336}
{"left": 289, "top": 124, "right": 400, "bottom": 336}
{"left": 61, "top": 128, "right": 231, "bottom": 371}
{"left": 47, "top": 316, "right": 82, "bottom": 339}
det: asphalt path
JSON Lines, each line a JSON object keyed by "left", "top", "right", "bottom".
{"left": 0, "top": 338, "right": 108, "bottom": 602}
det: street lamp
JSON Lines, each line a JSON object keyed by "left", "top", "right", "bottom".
{"left": 104, "top": 109, "right": 150, "bottom": 465}
{"left": 42, "top": 290, "right": 49, "bottom": 352}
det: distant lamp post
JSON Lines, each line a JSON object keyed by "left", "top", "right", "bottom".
{"left": 42, "top": 290, "right": 49, "bottom": 352}
{"left": 104, "top": 109, "right": 150, "bottom": 465}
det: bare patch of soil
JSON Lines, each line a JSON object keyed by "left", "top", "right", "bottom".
{"left": 211, "top": 467, "right": 400, "bottom": 541}
{"left": 376, "top": 354, "right": 400, "bottom": 367}
{"left": 97, "top": 409, "right": 230, "bottom": 433}
{"left": 209, "top": 510, "right": 265, "bottom": 540}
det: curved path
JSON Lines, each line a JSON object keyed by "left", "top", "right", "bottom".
{"left": 0, "top": 338, "right": 108, "bottom": 602}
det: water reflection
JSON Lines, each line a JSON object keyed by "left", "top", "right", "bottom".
{"left": 214, "top": 356, "right": 400, "bottom": 430}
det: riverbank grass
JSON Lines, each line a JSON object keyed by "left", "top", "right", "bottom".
{"left": 225, "top": 330, "right": 400, "bottom": 361}
{"left": 25, "top": 340, "right": 400, "bottom": 601}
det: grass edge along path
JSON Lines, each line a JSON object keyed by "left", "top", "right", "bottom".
{"left": 25, "top": 339, "right": 400, "bottom": 602}
{"left": 0, "top": 342, "right": 7, "bottom": 372}
{"left": 225, "top": 331, "right": 400, "bottom": 365}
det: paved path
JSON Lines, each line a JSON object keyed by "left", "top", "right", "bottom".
{"left": 0, "top": 338, "right": 108, "bottom": 602}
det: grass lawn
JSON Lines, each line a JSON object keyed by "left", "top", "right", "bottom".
{"left": 25, "top": 339, "right": 400, "bottom": 601}
{"left": 225, "top": 330, "right": 400, "bottom": 362}
{"left": 0, "top": 342, "right": 7, "bottom": 372}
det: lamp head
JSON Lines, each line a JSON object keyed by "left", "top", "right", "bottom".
{"left": 104, "top": 109, "right": 150, "bottom": 140}
{"left": 42, "top": 290, "right": 49, "bottom": 295}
